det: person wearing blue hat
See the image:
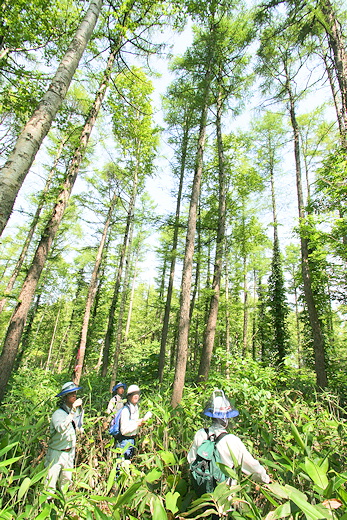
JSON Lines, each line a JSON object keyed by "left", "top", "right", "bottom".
{"left": 106, "top": 382, "right": 127, "bottom": 416}
{"left": 188, "top": 389, "right": 270, "bottom": 485}
{"left": 45, "top": 382, "right": 83, "bottom": 492}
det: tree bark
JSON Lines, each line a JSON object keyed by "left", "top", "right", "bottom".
{"left": 0, "top": 138, "right": 66, "bottom": 314}
{"left": 0, "top": 0, "right": 102, "bottom": 236}
{"left": 74, "top": 189, "right": 118, "bottom": 384}
{"left": 197, "top": 86, "right": 226, "bottom": 382}
{"left": 101, "top": 163, "right": 138, "bottom": 378}
{"left": 286, "top": 65, "right": 328, "bottom": 388}
{"left": 158, "top": 125, "right": 188, "bottom": 383}
{"left": 0, "top": 46, "right": 115, "bottom": 403}
{"left": 171, "top": 77, "right": 210, "bottom": 408}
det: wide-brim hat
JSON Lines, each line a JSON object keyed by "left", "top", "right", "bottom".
{"left": 203, "top": 407, "right": 239, "bottom": 419}
{"left": 56, "top": 381, "right": 82, "bottom": 397}
{"left": 203, "top": 389, "right": 239, "bottom": 419}
{"left": 112, "top": 382, "right": 127, "bottom": 393}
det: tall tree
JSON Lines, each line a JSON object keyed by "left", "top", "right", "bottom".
{"left": 0, "top": 45, "right": 117, "bottom": 403}
{"left": 0, "top": 0, "right": 102, "bottom": 236}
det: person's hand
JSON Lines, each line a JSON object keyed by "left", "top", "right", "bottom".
{"left": 143, "top": 411, "right": 152, "bottom": 421}
{"left": 72, "top": 398, "right": 83, "bottom": 411}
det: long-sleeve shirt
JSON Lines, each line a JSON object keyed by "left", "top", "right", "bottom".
{"left": 107, "top": 394, "right": 124, "bottom": 415}
{"left": 48, "top": 407, "right": 76, "bottom": 451}
{"left": 187, "top": 423, "right": 270, "bottom": 484}
{"left": 120, "top": 403, "right": 140, "bottom": 437}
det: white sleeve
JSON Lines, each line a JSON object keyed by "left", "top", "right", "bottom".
{"left": 107, "top": 397, "right": 115, "bottom": 415}
{"left": 220, "top": 435, "right": 270, "bottom": 484}
{"left": 187, "top": 429, "right": 207, "bottom": 464}
{"left": 51, "top": 409, "right": 74, "bottom": 433}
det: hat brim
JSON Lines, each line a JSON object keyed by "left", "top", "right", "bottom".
{"left": 204, "top": 409, "right": 239, "bottom": 419}
{"left": 56, "top": 386, "right": 82, "bottom": 397}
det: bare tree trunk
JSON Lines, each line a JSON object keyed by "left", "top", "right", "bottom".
{"left": 74, "top": 189, "right": 118, "bottom": 384}
{"left": 0, "top": 138, "right": 66, "bottom": 314}
{"left": 0, "top": 0, "right": 102, "bottom": 236}
{"left": 171, "top": 75, "right": 210, "bottom": 408}
{"left": 197, "top": 86, "right": 226, "bottom": 382}
{"left": 320, "top": 0, "right": 347, "bottom": 138}
{"left": 110, "top": 205, "right": 135, "bottom": 388}
{"left": 158, "top": 125, "right": 188, "bottom": 383}
{"left": 101, "top": 165, "right": 138, "bottom": 378}
{"left": 224, "top": 259, "right": 231, "bottom": 379}
{"left": 286, "top": 65, "right": 328, "bottom": 388}
{"left": 125, "top": 253, "right": 138, "bottom": 340}
{"left": 0, "top": 47, "right": 115, "bottom": 403}
{"left": 45, "top": 306, "right": 61, "bottom": 372}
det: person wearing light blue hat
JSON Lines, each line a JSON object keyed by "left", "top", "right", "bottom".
{"left": 106, "top": 382, "right": 127, "bottom": 416}
{"left": 188, "top": 389, "right": 270, "bottom": 485}
{"left": 45, "top": 382, "right": 83, "bottom": 492}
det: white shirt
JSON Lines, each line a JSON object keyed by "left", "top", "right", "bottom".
{"left": 120, "top": 403, "right": 140, "bottom": 437}
{"left": 48, "top": 407, "right": 76, "bottom": 451}
{"left": 187, "top": 423, "right": 270, "bottom": 484}
{"left": 107, "top": 394, "right": 124, "bottom": 415}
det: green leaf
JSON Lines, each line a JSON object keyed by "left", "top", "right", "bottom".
{"left": 93, "top": 505, "right": 110, "bottom": 520}
{"left": 106, "top": 466, "right": 118, "bottom": 495}
{"left": 0, "top": 443, "right": 19, "bottom": 457}
{"left": 303, "top": 458, "right": 329, "bottom": 490}
{"left": 34, "top": 506, "right": 52, "bottom": 520}
{"left": 145, "top": 468, "right": 162, "bottom": 482}
{"left": 159, "top": 450, "right": 177, "bottom": 465}
{"left": 18, "top": 477, "right": 31, "bottom": 500}
{"left": 152, "top": 497, "right": 168, "bottom": 520}
{"left": 165, "top": 491, "right": 180, "bottom": 514}
{"left": 284, "top": 485, "right": 328, "bottom": 520}
{"left": 0, "top": 457, "right": 22, "bottom": 468}
{"left": 268, "top": 501, "right": 292, "bottom": 519}
{"left": 290, "top": 423, "right": 309, "bottom": 456}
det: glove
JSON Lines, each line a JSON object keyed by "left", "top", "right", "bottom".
{"left": 72, "top": 398, "right": 83, "bottom": 411}
{"left": 143, "top": 411, "right": 152, "bottom": 421}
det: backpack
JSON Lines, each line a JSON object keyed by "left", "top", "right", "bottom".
{"left": 109, "top": 403, "right": 130, "bottom": 440}
{"left": 189, "top": 428, "right": 228, "bottom": 496}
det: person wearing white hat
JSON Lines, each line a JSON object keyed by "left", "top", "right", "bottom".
{"left": 45, "top": 382, "right": 83, "bottom": 492}
{"left": 188, "top": 389, "right": 270, "bottom": 485}
{"left": 117, "top": 384, "right": 152, "bottom": 460}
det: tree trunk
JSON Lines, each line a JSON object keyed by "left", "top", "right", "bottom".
{"left": 320, "top": 0, "right": 347, "bottom": 139}
{"left": 74, "top": 189, "right": 118, "bottom": 384}
{"left": 171, "top": 75, "right": 210, "bottom": 408}
{"left": 110, "top": 199, "right": 135, "bottom": 388}
{"left": 0, "top": 46, "right": 115, "bottom": 403}
{"left": 286, "top": 65, "right": 328, "bottom": 388}
{"left": 0, "top": 138, "right": 66, "bottom": 314}
{"left": 158, "top": 125, "right": 188, "bottom": 383}
{"left": 0, "top": 0, "right": 102, "bottom": 236}
{"left": 197, "top": 86, "right": 226, "bottom": 382}
{"left": 45, "top": 306, "right": 61, "bottom": 372}
{"left": 101, "top": 163, "right": 138, "bottom": 378}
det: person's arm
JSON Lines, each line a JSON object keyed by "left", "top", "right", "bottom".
{"left": 106, "top": 397, "right": 115, "bottom": 415}
{"left": 51, "top": 408, "right": 75, "bottom": 433}
{"left": 221, "top": 435, "right": 270, "bottom": 484}
{"left": 187, "top": 429, "right": 207, "bottom": 464}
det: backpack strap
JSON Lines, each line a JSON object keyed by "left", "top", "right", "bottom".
{"left": 119, "top": 402, "right": 133, "bottom": 439}
{"left": 215, "top": 431, "right": 228, "bottom": 444}
{"left": 204, "top": 428, "right": 228, "bottom": 443}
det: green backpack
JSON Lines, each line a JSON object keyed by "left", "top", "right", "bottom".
{"left": 189, "top": 428, "right": 228, "bottom": 496}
